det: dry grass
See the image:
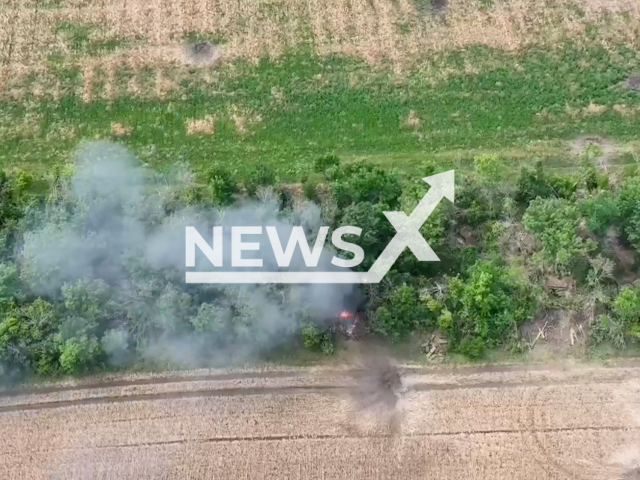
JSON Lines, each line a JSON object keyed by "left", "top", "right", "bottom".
{"left": 0, "top": 364, "right": 639, "bottom": 479}
{"left": 228, "top": 104, "right": 262, "bottom": 135}
{"left": 110, "top": 122, "right": 131, "bottom": 136}
{"left": 1, "top": 0, "right": 639, "bottom": 98}
{"left": 584, "top": 101, "right": 609, "bottom": 116}
{"left": 402, "top": 109, "right": 422, "bottom": 130}
{"left": 186, "top": 115, "right": 216, "bottom": 135}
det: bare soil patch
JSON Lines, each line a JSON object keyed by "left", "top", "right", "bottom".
{"left": 184, "top": 41, "right": 221, "bottom": 67}
{"left": 622, "top": 75, "right": 640, "bottom": 92}
{"left": 569, "top": 135, "right": 620, "bottom": 170}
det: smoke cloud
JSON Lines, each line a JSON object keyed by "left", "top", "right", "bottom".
{"left": 18, "top": 140, "right": 356, "bottom": 368}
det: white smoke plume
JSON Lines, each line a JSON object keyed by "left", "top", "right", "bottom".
{"left": 17, "top": 140, "right": 356, "bottom": 368}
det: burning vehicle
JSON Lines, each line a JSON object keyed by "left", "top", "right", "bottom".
{"left": 331, "top": 310, "right": 363, "bottom": 340}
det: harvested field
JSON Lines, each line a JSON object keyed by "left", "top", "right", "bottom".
{"left": 1, "top": 363, "right": 639, "bottom": 479}
{"left": 1, "top": 0, "right": 640, "bottom": 98}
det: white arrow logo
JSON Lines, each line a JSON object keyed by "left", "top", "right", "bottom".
{"left": 186, "top": 170, "right": 455, "bottom": 284}
{"left": 364, "top": 169, "right": 454, "bottom": 283}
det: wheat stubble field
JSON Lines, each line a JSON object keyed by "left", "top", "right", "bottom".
{"left": 0, "top": 363, "right": 638, "bottom": 479}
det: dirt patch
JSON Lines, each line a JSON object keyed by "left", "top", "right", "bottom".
{"left": 584, "top": 102, "right": 608, "bottom": 116}
{"left": 622, "top": 75, "right": 640, "bottom": 92}
{"left": 522, "top": 309, "right": 586, "bottom": 358}
{"left": 430, "top": 0, "right": 448, "bottom": 15}
{"left": 184, "top": 41, "right": 221, "bottom": 67}
{"left": 351, "top": 354, "right": 404, "bottom": 410}
{"left": 186, "top": 116, "right": 215, "bottom": 135}
{"left": 569, "top": 135, "right": 620, "bottom": 170}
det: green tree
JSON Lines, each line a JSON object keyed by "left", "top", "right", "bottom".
{"left": 612, "top": 284, "right": 640, "bottom": 342}
{"left": 205, "top": 167, "right": 238, "bottom": 206}
{"left": 331, "top": 161, "right": 402, "bottom": 209}
{"left": 58, "top": 335, "right": 101, "bottom": 373}
{"left": 445, "top": 260, "right": 534, "bottom": 351}
{"left": 338, "top": 201, "right": 394, "bottom": 269}
{"left": 0, "top": 299, "right": 60, "bottom": 376}
{"left": 516, "top": 161, "right": 576, "bottom": 204}
{"left": 372, "top": 284, "right": 428, "bottom": 342}
{"left": 580, "top": 191, "right": 619, "bottom": 237}
{"left": 617, "top": 176, "right": 640, "bottom": 253}
{"left": 523, "top": 197, "right": 589, "bottom": 274}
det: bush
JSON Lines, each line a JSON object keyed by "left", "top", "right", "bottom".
{"left": 301, "top": 322, "right": 322, "bottom": 350}
{"left": 331, "top": 161, "right": 402, "bottom": 209}
{"left": 590, "top": 314, "right": 626, "bottom": 349}
{"left": 0, "top": 299, "right": 60, "bottom": 375}
{"left": 446, "top": 260, "right": 534, "bottom": 348}
{"left": 338, "top": 201, "right": 394, "bottom": 268}
{"left": 372, "top": 285, "right": 428, "bottom": 342}
{"left": 243, "top": 165, "right": 277, "bottom": 196}
{"left": 205, "top": 167, "right": 238, "bottom": 206}
{"left": 580, "top": 192, "right": 619, "bottom": 237}
{"left": 617, "top": 176, "right": 640, "bottom": 253}
{"left": 516, "top": 161, "right": 576, "bottom": 204}
{"left": 313, "top": 155, "right": 340, "bottom": 179}
{"left": 523, "top": 197, "right": 589, "bottom": 273}
{"left": 457, "top": 336, "right": 485, "bottom": 359}
{"left": 58, "top": 335, "right": 102, "bottom": 373}
{"left": 611, "top": 285, "right": 640, "bottom": 343}
{"left": 320, "top": 333, "right": 335, "bottom": 356}
{"left": 302, "top": 179, "right": 318, "bottom": 201}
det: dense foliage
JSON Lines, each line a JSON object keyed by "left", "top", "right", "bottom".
{"left": 1, "top": 140, "right": 640, "bottom": 380}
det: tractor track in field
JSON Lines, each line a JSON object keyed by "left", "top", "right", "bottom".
{"left": 19, "top": 426, "right": 640, "bottom": 453}
{"left": 0, "top": 372, "right": 637, "bottom": 413}
{"left": 3, "top": 360, "right": 640, "bottom": 399}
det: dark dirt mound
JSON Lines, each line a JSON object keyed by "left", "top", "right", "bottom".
{"left": 351, "top": 354, "right": 403, "bottom": 410}
{"left": 431, "top": 0, "right": 448, "bottom": 14}
{"left": 185, "top": 41, "right": 219, "bottom": 65}
{"left": 622, "top": 466, "right": 640, "bottom": 480}
{"left": 626, "top": 76, "right": 640, "bottom": 91}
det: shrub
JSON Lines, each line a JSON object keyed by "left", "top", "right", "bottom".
{"left": 302, "top": 179, "right": 318, "bottom": 201}
{"left": 446, "top": 260, "right": 534, "bottom": 348}
{"left": 300, "top": 322, "right": 322, "bottom": 350}
{"left": 372, "top": 285, "right": 428, "bottom": 342}
{"left": 320, "top": 333, "right": 335, "bottom": 356}
{"left": 523, "top": 197, "right": 589, "bottom": 273}
{"left": 313, "top": 155, "right": 340, "bottom": 179}
{"left": 58, "top": 335, "right": 102, "bottom": 373}
{"left": 457, "top": 336, "right": 485, "bottom": 360}
{"left": 611, "top": 285, "right": 640, "bottom": 343}
{"left": 243, "top": 165, "right": 277, "bottom": 196}
{"left": 331, "top": 161, "right": 402, "bottom": 209}
{"left": 206, "top": 167, "right": 238, "bottom": 206}
{"left": 617, "top": 176, "right": 640, "bottom": 253}
{"left": 580, "top": 192, "right": 619, "bottom": 237}
{"left": 516, "top": 161, "right": 576, "bottom": 204}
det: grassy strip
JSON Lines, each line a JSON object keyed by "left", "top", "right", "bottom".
{"left": 1, "top": 43, "right": 640, "bottom": 177}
